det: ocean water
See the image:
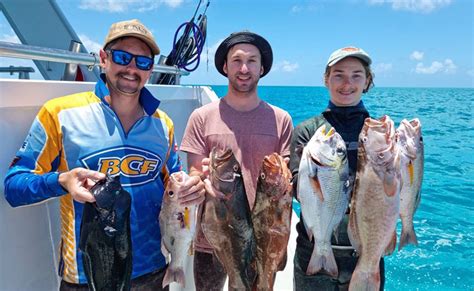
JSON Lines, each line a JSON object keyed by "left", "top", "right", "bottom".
{"left": 211, "top": 85, "right": 474, "bottom": 291}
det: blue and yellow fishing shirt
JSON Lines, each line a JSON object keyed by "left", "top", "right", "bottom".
{"left": 4, "top": 74, "right": 181, "bottom": 283}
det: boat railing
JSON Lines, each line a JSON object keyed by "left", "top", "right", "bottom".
{"left": 0, "top": 41, "right": 190, "bottom": 81}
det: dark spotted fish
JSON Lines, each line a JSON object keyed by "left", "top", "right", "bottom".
{"left": 201, "top": 147, "right": 256, "bottom": 290}
{"left": 79, "top": 174, "right": 132, "bottom": 291}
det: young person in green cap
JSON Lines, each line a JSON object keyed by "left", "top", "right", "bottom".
{"left": 290, "top": 46, "right": 384, "bottom": 290}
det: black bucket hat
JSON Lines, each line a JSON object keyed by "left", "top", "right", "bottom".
{"left": 214, "top": 31, "right": 273, "bottom": 77}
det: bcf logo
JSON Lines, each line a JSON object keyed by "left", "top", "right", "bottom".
{"left": 81, "top": 146, "right": 163, "bottom": 186}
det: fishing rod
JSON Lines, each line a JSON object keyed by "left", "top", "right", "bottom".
{"left": 156, "top": 0, "right": 209, "bottom": 85}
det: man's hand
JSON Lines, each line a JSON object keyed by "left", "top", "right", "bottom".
{"left": 177, "top": 175, "right": 206, "bottom": 206}
{"left": 58, "top": 168, "right": 106, "bottom": 203}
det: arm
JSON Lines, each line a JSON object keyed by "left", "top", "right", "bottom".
{"left": 4, "top": 107, "right": 104, "bottom": 207}
{"left": 163, "top": 116, "right": 205, "bottom": 206}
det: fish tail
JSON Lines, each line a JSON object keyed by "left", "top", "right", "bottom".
{"left": 349, "top": 267, "right": 380, "bottom": 291}
{"left": 399, "top": 225, "right": 418, "bottom": 251}
{"left": 306, "top": 244, "right": 338, "bottom": 277}
{"left": 162, "top": 267, "right": 186, "bottom": 288}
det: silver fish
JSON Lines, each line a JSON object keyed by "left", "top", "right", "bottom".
{"left": 397, "top": 118, "right": 424, "bottom": 250}
{"left": 297, "top": 125, "right": 351, "bottom": 277}
{"left": 159, "top": 171, "right": 198, "bottom": 288}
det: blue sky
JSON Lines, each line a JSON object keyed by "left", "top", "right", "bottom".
{"left": 1, "top": 0, "right": 473, "bottom": 88}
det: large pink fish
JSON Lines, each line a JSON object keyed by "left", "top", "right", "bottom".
{"left": 348, "top": 116, "right": 401, "bottom": 291}
{"left": 397, "top": 118, "right": 424, "bottom": 250}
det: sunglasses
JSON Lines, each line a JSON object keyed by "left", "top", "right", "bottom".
{"left": 106, "top": 49, "right": 154, "bottom": 71}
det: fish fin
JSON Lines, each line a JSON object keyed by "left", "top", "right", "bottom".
{"left": 306, "top": 243, "right": 338, "bottom": 278}
{"left": 349, "top": 266, "right": 380, "bottom": 291}
{"left": 278, "top": 250, "right": 288, "bottom": 271}
{"left": 347, "top": 209, "right": 361, "bottom": 253}
{"left": 383, "top": 174, "right": 398, "bottom": 197}
{"left": 309, "top": 176, "right": 324, "bottom": 202}
{"left": 161, "top": 242, "right": 170, "bottom": 262}
{"left": 384, "top": 231, "right": 397, "bottom": 256}
{"left": 188, "top": 241, "right": 195, "bottom": 256}
{"left": 162, "top": 267, "right": 186, "bottom": 288}
{"left": 408, "top": 160, "right": 414, "bottom": 185}
{"left": 399, "top": 225, "right": 418, "bottom": 251}
{"left": 302, "top": 219, "right": 314, "bottom": 241}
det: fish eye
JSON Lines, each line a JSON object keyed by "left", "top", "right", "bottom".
{"left": 233, "top": 164, "right": 239, "bottom": 172}
{"left": 336, "top": 147, "right": 344, "bottom": 155}
{"left": 260, "top": 173, "right": 266, "bottom": 180}
{"left": 362, "top": 136, "right": 368, "bottom": 143}
{"left": 168, "top": 190, "right": 174, "bottom": 197}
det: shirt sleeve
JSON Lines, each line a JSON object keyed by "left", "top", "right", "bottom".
{"left": 166, "top": 131, "right": 182, "bottom": 175}
{"left": 279, "top": 111, "right": 294, "bottom": 157}
{"left": 4, "top": 106, "right": 66, "bottom": 207}
{"left": 289, "top": 119, "right": 317, "bottom": 198}
{"left": 180, "top": 109, "right": 208, "bottom": 156}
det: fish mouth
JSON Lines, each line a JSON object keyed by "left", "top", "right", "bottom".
{"left": 169, "top": 171, "right": 185, "bottom": 184}
{"left": 310, "top": 152, "right": 328, "bottom": 167}
{"left": 262, "top": 153, "right": 282, "bottom": 173}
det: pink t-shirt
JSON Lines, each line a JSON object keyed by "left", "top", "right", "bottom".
{"left": 181, "top": 99, "right": 293, "bottom": 206}
{"left": 180, "top": 99, "right": 293, "bottom": 251}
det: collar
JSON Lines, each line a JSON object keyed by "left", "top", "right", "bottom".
{"left": 95, "top": 73, "right": 161, "bottom": 115}
{"left": 327, "top": 100, "right": 365, "bottom": 110}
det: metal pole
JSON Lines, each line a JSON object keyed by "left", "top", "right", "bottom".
{"left": 0, "top": 41, "right": 189, "bottom": 76}
{"left": 62, "top": 40, "right": 82, "bottom": 81}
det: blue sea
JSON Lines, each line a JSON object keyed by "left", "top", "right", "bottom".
{"left": 211, "top": 85, "right": 474, "bottom": 291}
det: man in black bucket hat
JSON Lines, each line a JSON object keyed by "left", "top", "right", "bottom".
{"left": 214, "top": 31, "right": 273, "bottom": 77}
{"left": 180, "top": 31, "right": 293, "bottom": 290}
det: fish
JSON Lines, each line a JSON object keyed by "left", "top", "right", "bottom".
{"left": 297, "top": 125, "right": 351, "bottom": 277}
{"left": 348, "top": 115, "right": 401, "bottom": 291}
{"left": 158, "top": 171, "right": 198, "bottom": 288}
{"left": 201, "top": 147, "right": 256, "bottom": 290}
{"left": 397, "top": 118, "right": 424, "bottom": 250}
{"left": 79, "top": 174, "right": 132, "bottom": 291}
{"left": 252, "top": 153, "right": 292, "bottom": 291}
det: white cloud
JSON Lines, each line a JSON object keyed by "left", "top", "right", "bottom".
{"left": 368, "top": 0, "right": 452, "bottom": 13}
{"left": 291, "top": 5, "right": 304, "bottom": 13}
{"left": 79, "top": 0, "right": 183, "bottom": 12}
{"left": 163, "top": 0, "right": 183, "bottom": 9}
{"left": 207, "top": 38, "right": 224, "bottom": 64}
{"left": 78, "top": 34, "right": 102, "bottom": 54}
{"left": 1, "top": 33, "right": 20, "bottom": 43}
{"left": 373, "top": 62, "right": 393, "bottom": 73}
{"left": 443, "top": 59, "right": 456, "bottom": 73}
{"left": 274, "top": 61, "right": 299, "bottom": 73}
{"left": 415, "top": 59, "right": 457, "bottom": 74}
{"left": 410, "top": 50, "right": 424, "bottom": 61}
{"left": 290, "top": 3, "right": 320, "bottom": 14}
